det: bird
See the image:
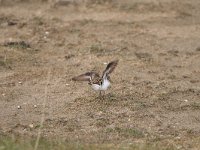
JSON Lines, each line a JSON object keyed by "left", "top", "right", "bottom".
{"left": 72, "top": 60, "right": 119, "bottom": 97}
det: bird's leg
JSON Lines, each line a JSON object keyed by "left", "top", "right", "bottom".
{"left": 99, "top": 91, "right": 102, "bottom": 99}
{"left": 103, "top": 91, "right": 106, "bottom": 99}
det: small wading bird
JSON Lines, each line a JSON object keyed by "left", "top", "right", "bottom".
{"left": 72, "top": 60, "right": 119, "bottom": 97}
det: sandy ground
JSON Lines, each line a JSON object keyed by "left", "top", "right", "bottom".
{"left": 0, "top": 0, "right": 200, "bottom": 149}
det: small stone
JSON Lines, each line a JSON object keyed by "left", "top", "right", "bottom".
{"left": 45, "top": 31, "right": 49, "bottom": 35}
{"left": 34, "top": 105, "right": 37, "bottom": 108}
{"left": 18, "top": 81, "right": 22, "bottom": 84}
{"left": 2, "top": 93, "right": 5, "bottom": 96}
{"left": 29, "top": 124, "right": 34, "bottom": 128}
{"left": 66, "top": 83, "right": 69, "bottom": 86}
{"left": 196, "top": 47, "right": 200, "bottom": 51}
{"left": 177, "top": 145, "right": 182, "bottom": 149}
{"left": 103, "top": 62, "right": 108, "bottom": 65}
{"left": 184, "top": 99, "right": 188, "bottom": 102}
{"left": 17, "top": 105, "right": 21, "bottom": 109}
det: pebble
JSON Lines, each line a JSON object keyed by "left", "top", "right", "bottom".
{"left": 34, "top": 105, "right": 37, "bottom": 108}
{"left": 184, "top": 99, "right": 188, "bottom": 102}
{"left": 29, "top": 124, "right": 34, "bottom": 128}
{"left": 103, "top": 62, "right": 108, "bottom": 65}
{"left": 17, "top": 105, "right": 21, "bottom": 109}
{"left": 18, "top": 81, "right": 22, "bottom": 84}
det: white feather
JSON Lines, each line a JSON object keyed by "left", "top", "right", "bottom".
{"left": 91, "top": 78, "right": 110, "bottom": 91}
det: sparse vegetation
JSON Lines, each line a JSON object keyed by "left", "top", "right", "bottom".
{"left": 190, "top": 102, "right": 200, "bottom": 110}
{"left": 0, "top": 60, "right": 6, "bottom": 67}
{"left": 4, "top": 41, "right": 30, "bottom": 49}
{"left": 0, "top": 135, "right": 179, "bottom": 150}
{"left": 112, "top": 127, "right": 145, "bottom": 138}
{"left": 90, "top": 44, "right": 105, "bottom": 54}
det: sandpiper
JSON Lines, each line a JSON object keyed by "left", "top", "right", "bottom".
{"left": 72, "top": 60, "right": 119, "bottom": 97}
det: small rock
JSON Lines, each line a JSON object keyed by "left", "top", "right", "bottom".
{"left": 45, "top": 31, "right": 49, "bottom": 35}
{"left": 18, "top": 81, "right": 22, "bottom": 84}
{"left": 184, "top": 99, "right": 188, "bottom": 102}
{"left": 34, "top": 105, "right": 37, "bottom": 108}
{"left": 17, "top": 105, "right": 21, "bottom": 109}
{"left": 177, "top": 145, "right": 182, "bottom": 149}
{"left": 2, "top": 93, "right": 5, "bottom": 96}
{"left": 66, "top": 83, "right": 69, "bottom": 86}
{"left": 103, "top": 62, "right": 108, "bottom": 65}
{"left": 29, "top": 124, "right": 34, "bottom": 128}
{"left": 196, "top": 47, "right": 200, "bottom": 51}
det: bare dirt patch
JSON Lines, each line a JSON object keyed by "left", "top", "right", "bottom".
{"left": 0, "top": 0, "right": 200, "bottom": 149}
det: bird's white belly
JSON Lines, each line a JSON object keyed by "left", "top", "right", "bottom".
{"left": 91, "top": 79, "right": 110, "bottom": 91}
{"left": 101, "top": 79, "right": 110, "bottom": 90}
{"left": 91, "top": 84, "right": 101, "bottom": 91}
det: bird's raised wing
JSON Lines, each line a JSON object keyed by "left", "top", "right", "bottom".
{"left": 72, "top": 72, "right": 100, "bottom": 82}
{"left": 102, "top": 60, "right": 119, "bottom": 78}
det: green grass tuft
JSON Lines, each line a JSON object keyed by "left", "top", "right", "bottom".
{"left": 0, "top": 135, "right": 179, "bottom": 150}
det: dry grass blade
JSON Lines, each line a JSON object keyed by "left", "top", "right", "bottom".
{"left": 34, "top": 69, "right": 51, "bottom": 150}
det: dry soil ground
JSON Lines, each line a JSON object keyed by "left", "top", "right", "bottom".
{"left": 0, "top": 0, "right": 200, "bottom": 149}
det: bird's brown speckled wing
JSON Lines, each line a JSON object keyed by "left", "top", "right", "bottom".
{"left": 102, "top": 60, "right": 119, "bottom": 78}
{"left": 72, "top": 72, "right": 100, "bottom": 83}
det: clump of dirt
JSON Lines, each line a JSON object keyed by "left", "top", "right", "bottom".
{"left": 3, "top": 41, "right": 30, "bottom": 49}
